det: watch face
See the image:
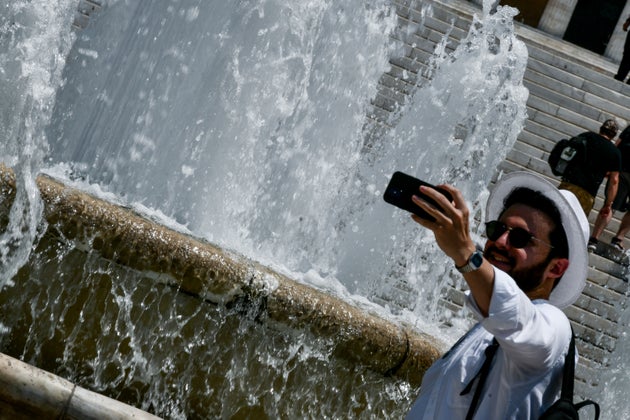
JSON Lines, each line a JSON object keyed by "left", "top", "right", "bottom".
{"left": 471, "top": 251, "right": 483, "bottom": 268}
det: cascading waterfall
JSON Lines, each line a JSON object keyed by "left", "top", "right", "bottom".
{"left": 335, "top": 3, "right": 530, "bottom": 318}
{"left": 46, "top": 0, "right": 401, "bottom": 285}
{"left": 4, "top": 0, "right": 621, "bottom": 418}
{"left": 44, "top": 0, "right": 528, "bottom": 323}
{"left": 0, "top": 1, "right": 75, "bottom": 291}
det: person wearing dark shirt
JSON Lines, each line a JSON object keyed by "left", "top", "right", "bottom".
{"left": 590, "top": 125, "right": 630, "bottom": 251}
{"left": 558, "top": 119, "right": 621, "bottom": 217}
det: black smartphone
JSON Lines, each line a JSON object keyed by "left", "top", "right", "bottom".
{"left": 383, "top": 171, "right": 453, "bottom": 221}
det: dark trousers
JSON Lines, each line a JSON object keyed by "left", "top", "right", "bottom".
{"left": 615, "top": 55, "right": 630, "bottom": 82}
{"left": 616, "top": 36, "right": 630, "bottom": 82}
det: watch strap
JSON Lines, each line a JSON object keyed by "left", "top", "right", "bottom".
{"left": 456, "top": 250, "right": 483, "bottom": 273}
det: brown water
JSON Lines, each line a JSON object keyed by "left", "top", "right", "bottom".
{"left": 0, "top": 232, "right": 416, "bottom": 418}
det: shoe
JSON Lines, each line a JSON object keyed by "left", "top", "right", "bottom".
{"left": 587, "top": 237, "right": 598, "bottom": 252}
{"left": 611, "top": 237, "right": 624, "bottom": 251}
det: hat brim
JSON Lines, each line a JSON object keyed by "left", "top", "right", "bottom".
{"left": 485, "top": 172, "right": 589, "bottom": 309}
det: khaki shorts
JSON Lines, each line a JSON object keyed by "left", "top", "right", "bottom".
{"left": 558, "top": 182, "right": 594, "bottom": 216}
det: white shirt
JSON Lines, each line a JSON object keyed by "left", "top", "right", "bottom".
{"left": 406, "top": 267, "right": 572, "bottom": 419}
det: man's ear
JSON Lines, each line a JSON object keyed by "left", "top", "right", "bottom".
{"left": 548, "top": 258, "right": 569, "bottom": 278}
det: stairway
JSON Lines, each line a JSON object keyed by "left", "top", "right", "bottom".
{"left": 371, "top": 0, "right": 630, "bottom": 400}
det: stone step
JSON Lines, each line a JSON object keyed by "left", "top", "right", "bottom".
{"left": 425, "top": 0, "right": 622, "bottom": 85}
{"left": 589, "top": 243, "right": 630, "bottom": 268}
{"left": 72, "top": 0, "right": 102, "bottom": 30}
{"left": 524, "top": 79, "right": 622, "bottom": 129}
{"left": 415, "top": 15, "right": 626, "bottom": 127}
{"left": 391, "top": 8, "right": 626, "bottom": 154}
{"left": 391, "top": 4, "right": 628, "bottom": 149}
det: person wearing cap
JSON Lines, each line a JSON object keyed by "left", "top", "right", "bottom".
{"left": 557, "top": 119, "right": 621, "bottom": 217}
{"left": 589, "top": 124, "right": 630, "bottom": 251}
{"left": 405, "top": 171, "right": 589, "bottom": 419}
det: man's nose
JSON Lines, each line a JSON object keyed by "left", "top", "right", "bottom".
{"left": 493, "top": 230, "right": 511, "bottom": 248}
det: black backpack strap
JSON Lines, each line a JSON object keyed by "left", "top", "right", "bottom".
{"left": 459, "top": 329, "right": 601, "bottom": 420}
{"left": 460, "top": 338, "right": 499, "bottom": 420}
{"left": 560, "top": 329, "right": 576, "bottom": 400}
{"left": 563, "top": 329, "right": 601, "bottom": 419}
{"left": 574, "top": 400, "right": 601, "bottom": 419}
{"left": 544, "top": 327, "right": 601, "bottom": 420}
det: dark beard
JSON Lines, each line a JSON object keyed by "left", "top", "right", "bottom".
{"left": 510, "top": 259, "right": 550, "bottom": 292}
{"left": 485, "top": 246, "right": 552, "bottom": 293}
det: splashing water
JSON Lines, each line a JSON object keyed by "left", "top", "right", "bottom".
{"left": 329, "top": 2, "right": 529, "bottom": 319}
{"left": 0, "top": 2, "right": 75, "bottom": 288}
{"left": 45, "top": 0, "right": 527, "bottom": 319}
{"left": 46, "top": 0, "right": 401, "bottom": 284}
{"left": 0, "top": 0, "right": 552, "bottom": 417}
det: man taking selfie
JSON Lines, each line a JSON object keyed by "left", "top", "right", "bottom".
{"left": 404, "top": 171, "right": 589, "bottom": 419}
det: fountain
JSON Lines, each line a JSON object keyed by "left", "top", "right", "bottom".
{"left": 2, "top": 0, "right": 598, "bottom": 418}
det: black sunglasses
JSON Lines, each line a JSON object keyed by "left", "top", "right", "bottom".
{"left": 485, "top": 220, "right": 554, "bottom": 249}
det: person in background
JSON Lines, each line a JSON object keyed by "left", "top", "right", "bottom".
{"left": 614, "top": 16, "right": 630, "bottom": 83}
{"left": 404, "top": 171, "right": 588, "bottom": 419}
{"left": 589, "top": 124, "right": 630, "bottom": 251}
{"left": 558, "top": 119, "right": 621, "bottom": 217}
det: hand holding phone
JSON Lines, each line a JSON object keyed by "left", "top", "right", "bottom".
{"left": 383, "top": 171, "right": 453, "bottom": 222}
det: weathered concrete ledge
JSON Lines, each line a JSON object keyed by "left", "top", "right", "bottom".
{"left": 0, "top": 352, "right": 160, "bottom": 419}
{"left": 0, "top": 165, "right": 442, "bottom": 394}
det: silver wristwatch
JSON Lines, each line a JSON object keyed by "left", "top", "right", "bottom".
{"left": 456, "top": 250, "right": 484, "bottom": 273}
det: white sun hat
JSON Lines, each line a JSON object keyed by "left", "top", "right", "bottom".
{"left": 485, "top": 171, "right": 589, "bottom": 309}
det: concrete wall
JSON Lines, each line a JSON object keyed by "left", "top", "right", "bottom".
{"left": 0, "top": 352, "right": 161, "bottom": 420}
